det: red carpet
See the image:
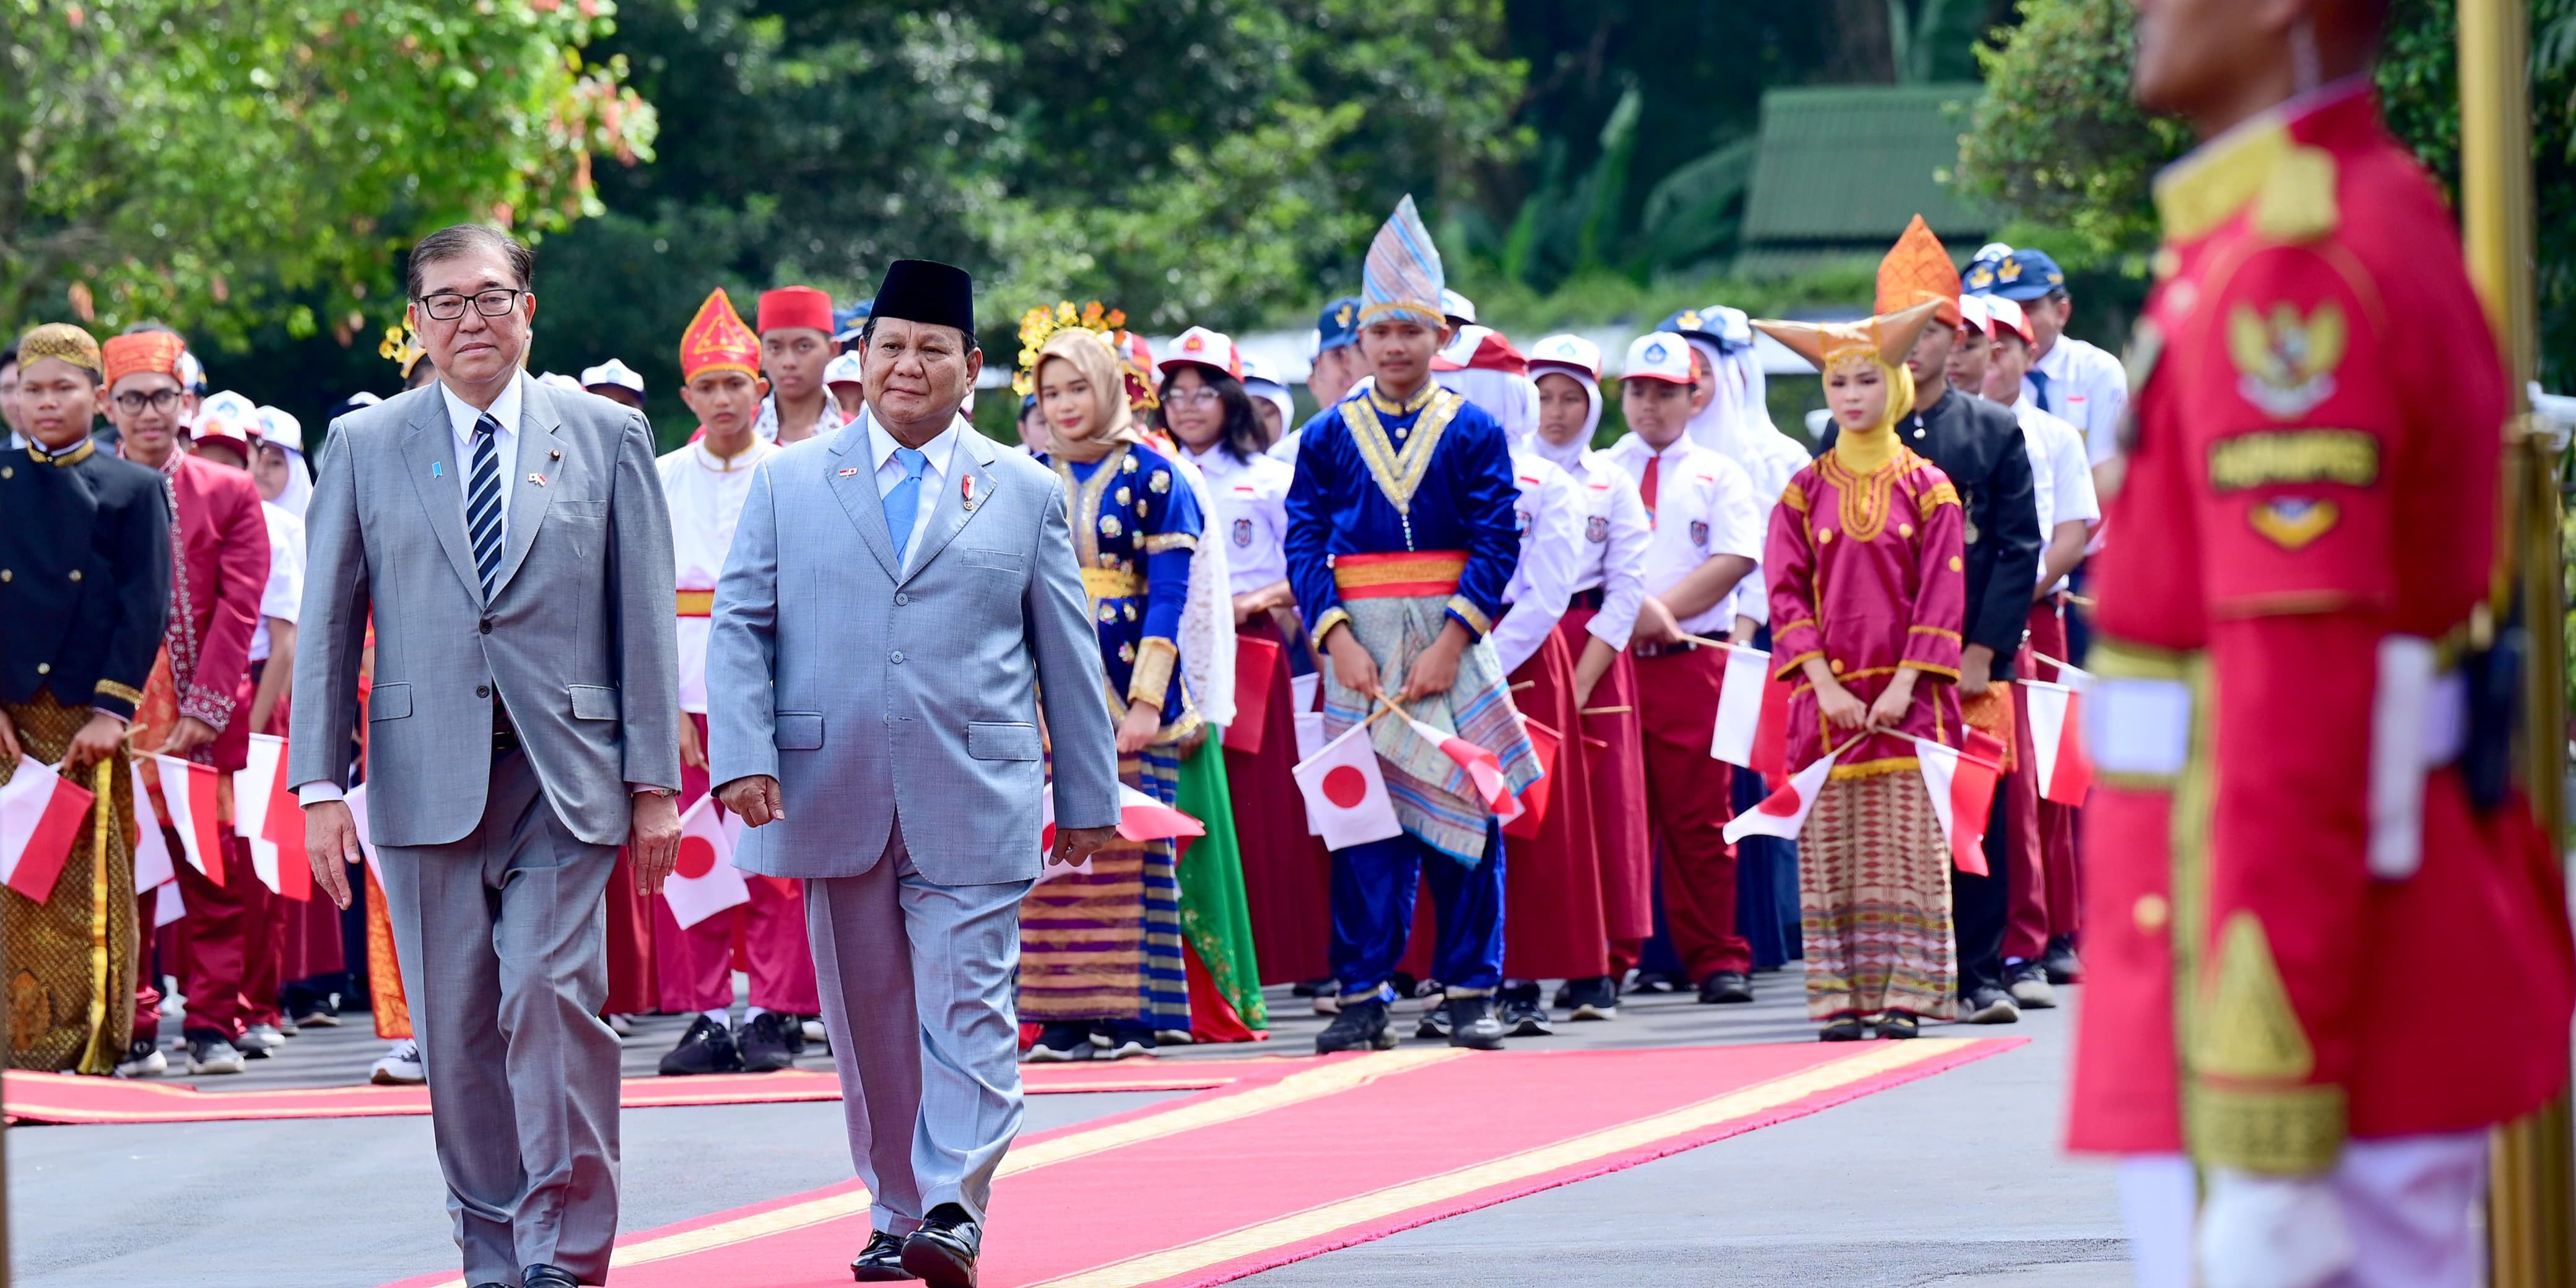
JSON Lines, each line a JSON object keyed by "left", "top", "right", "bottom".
{"left": 3, "top": 1060, "right": 1270, "bottom": 1125}
{"left": 368, "top": 1038, "right": 2019, "bottom": 1288}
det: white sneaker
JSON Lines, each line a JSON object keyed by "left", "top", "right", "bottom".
{"left": 800, "top": 1017, "right": 829, "bottom": 1046}
{"left": 606, "top": 1013, "right": 635, "bottom": 1037}
{"left": 370, "top": 1038, "right": 425, "bottom": 1086}
{"left": 240, "top": 1023, "right": 288, "bottom": 1055}
{"left": 115, "top": 1040, "right": 167, "bottom": 1078}
{"left": 186, "top": 1037, "right": 247, "bottom": 1075}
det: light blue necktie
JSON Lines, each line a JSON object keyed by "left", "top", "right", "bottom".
{"left": 2027, "top": 366, "right": 2054, "bottom": 415}
{"left": 883, "top": 446, "right": 929, "bottom": 560}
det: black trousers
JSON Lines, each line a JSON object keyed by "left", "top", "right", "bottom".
{"left": 1951, "top": 770, "right": 2015, "bottom": 996}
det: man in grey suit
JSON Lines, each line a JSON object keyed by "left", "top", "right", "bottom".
{"left": 707, "top": 259, "right": 1119, "bottom": 1288}
{"left": 290, "top": 225, "right": 682, "bottom": 1288}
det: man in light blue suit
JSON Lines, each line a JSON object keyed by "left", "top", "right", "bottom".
{"left": 707, "top": 259, "right": 1119, "bottom": 1288}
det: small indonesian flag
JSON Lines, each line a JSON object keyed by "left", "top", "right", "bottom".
{"left": 1114, "top": 783, "right": 1204, "bottom": 843}
{"left": 1404, "top": 716, "right": 1512, "bottom": 814}
{"left": 664, "top": 793, "right": 751, "bottom": 929}
{"left": 152, "top": 755, "right": 227, "bottom": 886}
{"left": 1, "top": 755, "right": 95, "bottom": 902}
{"left": 1708, "top": 646, "right": 1790, "bottom": 777}
{"left": 2024, "top": 678, "right": 2094, "bottom": 807}
{"left": 1292, "top": 723, "right": 1405, "bottom": 850}
{"left": 233, "top": 734, "right": 311, "bottom": 901}
{"left": 1036, "top": 788, "right": 1086, "bottom": 882}
{"left": 128, "top": 759, "right": 175, "bottom": 892}
{"left": 1723, "top": 748, "right": 1838, "bottom": 845}
{"left": 1917, "top": 730, "right": 2005, "bottom": 876}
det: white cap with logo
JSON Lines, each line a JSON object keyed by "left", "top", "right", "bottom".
{"left": 581, "top": 358, "right": 645, "bottom": 395}
{"left": 1619, "top": 333, "right": 1694, "bottom": 385}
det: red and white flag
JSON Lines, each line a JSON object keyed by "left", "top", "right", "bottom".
{"left": 233, "top": 734, "right": 311, "bottom": 901}
{"left": 1404, "top": 716, "right": 1512, "bottom": 814}
{"left": 1, "top": 755, "right": 95, "bottom": 902}
{"left": 152, "top": 755, "right": 227, "bottom": 885}
{"left": 128, "top": 758, "right": 176, "bottom": 892}
{"left": 154, "top": 879, "right": 186, "bottom": 927}
{"left": 1708, "top": 646, "right": 1790, "bottom": 777}
{"left": 2023, "top": 679, "right": 2094, "bottom": 807}
{"left": 1722, "top": 747, "right": 1838, "bottom": 845}
{"left": 1917, "top": 730, "right": 2005, "bottom": 876}
{"left": 342, "top": 781, "right": 379, "bottom": 880}
{"left": 1293, "top": 723, "right": 1405, "bottom": 849}
{"left": 663, "top": 793, "right": 750, "bottom": 929}
{"left": 1500, "top": 718, "right": 1562, "bottom": 840}
{"left": 1114, "top": 783, "right": 1204, "bottom": 843}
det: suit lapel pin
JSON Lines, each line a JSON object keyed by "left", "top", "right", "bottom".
{"left": 549, "top": 448, "right": 562, "bottom": 461}
{"left": 838, "top": 467, "right": 861, "bottom": 477}
{"left": 961, "top": 474, "right": 978, "bottom": 511}
{"left": 432, "top": 461, "right": 443, "bottom": 478}
{"left": 528, "top": 472, "right": 547, "bottom": 487}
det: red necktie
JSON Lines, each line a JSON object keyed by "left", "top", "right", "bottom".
{"left": 1638, "top": 455, "right": 1660, "bottom": 528}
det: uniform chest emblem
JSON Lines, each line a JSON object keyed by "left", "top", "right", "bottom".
{"left": 1515, "top": 508, "right": 1533, "bottom": 536}
{"left": 1585, "top": 515, "right": 1608, "bottom": 544}
{"left": 1232, "top": 517, "right": 1253, "bottom": 548}
{"left": 1688, "top": 520, "right": 1708, "bottom": 547}
{"left": 2249, "top": 497, "right": 2339, "bottom": 549}
{"left": 2228, "top": 302, "right": 2345, "bottom": 419}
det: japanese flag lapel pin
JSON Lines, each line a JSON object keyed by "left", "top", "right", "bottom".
{"left": 961, "top": 474, "right": 978, "bottom": 511}
{"left": 837, "top": 467, "right": 860, "bottom": 477}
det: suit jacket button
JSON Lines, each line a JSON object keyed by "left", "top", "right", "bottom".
{"left": 68, "top": 569, "right": 81, "bottom": 582}
{"left": 0, "top": 569, "right": 11, "bottom": 582}
{"left": 34, "top": 662, "right": 48, "bottom": 676}
{"left": 889, "top": 650, "right": 905, "bottom": 664}
{"left": 479, "top": 617, "right": 493, "bottom": 633}
{"left": 476, "top": 684, "right": 491, "bottom": 699}
{"left": 894, "top": 593, "right": 910, "bottom": 606}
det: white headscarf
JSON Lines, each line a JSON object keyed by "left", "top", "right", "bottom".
{"left": 1523, "top": 363, "right": 1599, "bottom": 472}
{"left": 1434, "top": 366, "right": 1541, "bottom": 445}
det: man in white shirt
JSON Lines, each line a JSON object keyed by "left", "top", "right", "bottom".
{"left": 1600, "top": 333, "right": 1767, "bottom": 1008}
{"left": 1965, "top": 246, "right": 2130, "bottom": 477}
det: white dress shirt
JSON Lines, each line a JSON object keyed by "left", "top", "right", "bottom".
{"left": 1601, "top": 433, "right": 1766, "bottom": 638}
{"left": 1186, "top": 442, "right": 1292, "bottom": 595}
{"left": 2023, "top": 333, "right": 2130, "bottom": 466}
{"left": 442, "top": 372, "right": 527, "bottom": 551}
{"left": 661, "top": 435, "right": 780, "bottom": 713}
{"left": 1487, "top": 449, "right": 1586, "bottom": 676}
{"left": 248, "top": 502, "right": 306, "bottom": 663}
{"left": 1564, "top": 451, "right": 1651, "bottom": 652}
{"left": 2010, "top": 398, "right": 2099, "bottom": 591}
{"left": 865, "top": 411, "right": 963, "bottom": 572}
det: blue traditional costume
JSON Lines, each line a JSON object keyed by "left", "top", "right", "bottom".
{"left": 1019, "top": 322, "right": 1203, "bottom": 1056}
{"left": 1286, "top": 198, "right": 1538, "bottom": 1048}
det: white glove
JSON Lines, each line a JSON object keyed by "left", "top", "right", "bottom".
{"left": 2195, "top": 1167, "right": 2354, "bottom": 1288}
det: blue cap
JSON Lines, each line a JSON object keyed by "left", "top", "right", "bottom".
{"left": 832, "top": 302, "right": 873, "bottom": 342}
{"left": 1315, "top": 297, "right": 1363, "bottom": 351}
{"left": 1657, "top": 305, "right": 1753, "bottom": 354}
{"left": 1965, "top": 248, "right": 2066, "bottom": 302}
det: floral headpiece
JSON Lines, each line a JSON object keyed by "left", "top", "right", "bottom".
{"left": 378, "top": 321, "right": 427, "bottom": 378}
{"left": 1013, "top": 300, "right": 1126, "bottom": 397}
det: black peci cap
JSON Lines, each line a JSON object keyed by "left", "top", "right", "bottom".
{"left": 868, "top": 259, "right": 976, "bottom": 337}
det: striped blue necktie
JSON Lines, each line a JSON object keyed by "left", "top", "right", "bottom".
{"left": 466, "top": 413, "right": 505, "bottom": 598}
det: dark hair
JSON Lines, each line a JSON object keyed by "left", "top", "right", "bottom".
{"left": 1157, "top": 365, "right": 1264, "bottom": 464}
{"left": 406, "top": 224, "right": 534, "bottom": 300}
{"left": 857, "top": 315, "right": 979, "bottom": 356}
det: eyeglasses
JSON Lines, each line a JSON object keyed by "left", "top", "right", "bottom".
{"left": 113, "top": 389, "right": 185, "bottom": 414}
{"left": 1164, "top": 388, "right": 1222, "bottom": 407}
{"left": 416, "top": 289, "right": 526, "bottom": 322}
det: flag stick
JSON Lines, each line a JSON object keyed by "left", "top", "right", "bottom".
{"left": 1578, "top": 705, "right": 1634, "bottom": 716}
{"left": 1679, "top": 633, "right": 1754, "bottom": 654}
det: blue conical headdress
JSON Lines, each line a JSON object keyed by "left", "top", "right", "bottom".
{"left": 1358, "top": 194, "right": 1444, "bottom": 330}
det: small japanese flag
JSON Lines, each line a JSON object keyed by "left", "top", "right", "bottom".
{"left": 1404, "top": 716, "right": 1512, "bottom": 814}
{"left": 2023, "top": 679, "right": 2094, "bottom": 807}
{"left": 1722, "top": 747, "right": 1838, "bottom": 845}
{"left": 234, "top": 734, "right": 311, "bottom": 901}
{"left": 1708, "top": 646, "right": 1790, "bottom": 777}
{"left": 1, "top": 755, "right": 95, "bottom": 902}
{"left": 128, "top": 759, "right": 175, "bottom": 892}
{"left": 664, "top": 794, "right": 751, "bottom": 929}
{"left": 1917, "top": 731, "right": 2005, "bottom": 876}
{"left": 152, "top": 755, "right": 227, "bottom": 885}
{"left": 1292, "top": 723, "right": 1405, "bottom": 850}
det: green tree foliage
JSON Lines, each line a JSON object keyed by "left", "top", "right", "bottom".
{"left": 1959, "top": 0, "right": 2576, "bottom": 384}
{"left": 1, "top": 0, "right": 655, "bottom": 349}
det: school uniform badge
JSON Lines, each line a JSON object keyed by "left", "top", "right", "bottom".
{"left": 1232, "top": 517, "right": 1253, "bottom": 547}
{"left": 1689, "top": 520, "right": 1709, "bottom": 547}
{"left": 1585, "top": 515, "right": 1608, "bottom": 544}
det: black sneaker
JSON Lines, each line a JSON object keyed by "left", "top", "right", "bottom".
{"left": 1315, "top": 998, "right": 1398, "bottom": 1053}
{"left": 1445, "top": 995, "right": 1507, "bottom": 1050}
{"left": 658, "top": 1014, "right": 743, "bottom": 1076}
{"left": 1414, "top": 1003, "right": 1451, "bottom": 1040}
{"left": 114, "top": 1038, "right": 167, "bottom": 1077}
{"left": 781, "top": 1012, "right": 809, "bottom": 1056}
{"left": 1291, "top": 977, "right": 1333, "bottom": 998}
{"left": 1697, "top": 970, "right": 1754, "bottom": 1004}
{"left": 851, "top": 1229, "right": 915, "bottom": 1282}
{"left": 1022, "top": 1022, "right": 1093, "bottom": 1062}
{"left": 739, "top": 1011, "right": 796, "bottom": 1072}
{"left": 1560, "top": 975, "right": 1620, "bottom": 1020}
{"left": 1960, "top": 985, "right": 2021, "bottom": 1025}
{"left": 1099, "top": 1020, "right": 1157, "bottom": 1060}
{"left": 2005, "top": 960, "right": 2058, "bottom": 1009}
{"left": 185, "top": 1032, "right": 245, "bottom": 1075}
{"left": 2040, "top": 939, "right": 2084, "bottom": 985}
{"left": 1628, "top": 969, "right": 1681, "bottom": 993}
{"left": 1498, "top": 983, "right": 1551, "bottom": 1037}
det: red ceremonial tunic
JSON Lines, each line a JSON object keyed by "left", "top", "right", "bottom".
{"left": 1765, "top": 445, "right": 1967, "bottom": 776}
{"left": 2068, "top": 84, "right": 2573, "bottom": 1168}
{"left": 151, "top": 451, "right": 269, "bottom": 773}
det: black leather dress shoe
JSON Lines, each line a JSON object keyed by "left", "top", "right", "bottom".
{"left": 740, "top": 1011, "right": 797, "bottom": 1073}
{"left": 852, "top": 1230, "right": 916, "bottom": 1281}
{"left": 523, "top": 1265, "right": 581, "bottom": 1288}
{"left": 901, "top": 1203, "right": 982, "bottom": 1288}
{"left": 659, "top": 1014, "right": 742, "bottom": 1076}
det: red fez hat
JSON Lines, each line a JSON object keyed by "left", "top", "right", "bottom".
{"left": 757, "top": 285, "right": 835, "bottom": 336}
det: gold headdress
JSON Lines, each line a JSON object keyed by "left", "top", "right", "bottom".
{"left": 1750, "top": 298, "right": 1943, "bottom": 378}
{"left": 17, "top": 323, "right": 103, "bottom": 375}
{"left": 1012, "top": 300, "right": 1128, "bottom": 398}
{"left": 378, "top": 321, "right": 427, "bottom": 378}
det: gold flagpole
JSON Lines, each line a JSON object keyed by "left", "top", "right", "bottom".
{"left": 2460, "top": 1, "right": 2574, "bottom": 1284}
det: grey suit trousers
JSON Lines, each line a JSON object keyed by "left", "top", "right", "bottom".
{"left": 376, "top": 750, "right": 621, "bottom": 1287}
{"left": 806, "top": 814, "right": 1032, "bottom": 1232}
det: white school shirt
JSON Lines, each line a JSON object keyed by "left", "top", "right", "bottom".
{"left": 1600, "top": 433, "right": 1765, "bottom": 638}
{"left": 1563, "top": 451, "right": 1651, "bottom": 652}
{"left": 1486, "top": 448, "right": 1586, "bottom": 677}
{"left": 248, "top": 501, "right": 305, "bottom": 663}
{"left": 440, "top": 372, "right": 526, "bottom": 552}
{"left": 2009, "top": 398, "right": 2099, "bottom": 591}
{"left": 1185, "top": 443, "right": 1293, "bottom": 595}
{"left": 2023, "top": 333, "right": 2130, "bottom": 466}
{"left": 659, "top": 435, "right": 781, "bottom": 713}
{"left": 864, "top": 411, "right": 964, "bottom": 572}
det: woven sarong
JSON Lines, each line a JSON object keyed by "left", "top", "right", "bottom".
{"left": 1798, "top": 774, "right": 1956, "bottom": 1021}
{"left": 1319, "top": 593, "right": 1539, "bottom": 863}
{"left": 1019, "top": 745, "right": 1190, "bottom": 1029}
{"left": 2, "top": 693, "right": 138, "bottom": 1072}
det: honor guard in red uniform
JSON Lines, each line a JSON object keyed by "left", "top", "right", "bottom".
{"left": 2072, "top": 4, "right": 2572, "bottom": 1284}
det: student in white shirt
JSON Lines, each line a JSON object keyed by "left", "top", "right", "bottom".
{"left": 1964, "top": 246, "right": 2129, "bottom": 477}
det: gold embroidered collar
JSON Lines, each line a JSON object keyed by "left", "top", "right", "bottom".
{"left": 1344, "top": 386, "right": 1463, "bottom": 515}
{"left": 27, "top": 437, "right": 97, "bottom": 468}
{"left": 1365, "top": 381, "right": 1438, "bottom": 417}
